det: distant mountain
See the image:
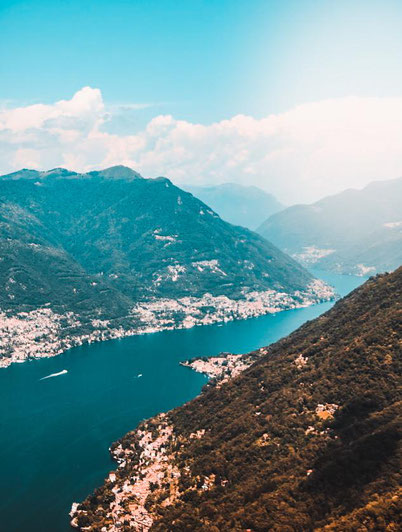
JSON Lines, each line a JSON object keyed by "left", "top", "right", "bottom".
{"left": 257, "top": 177, "right": 402, "bottom": 275}
{"left": 0, "top": 166, "right": 332, "bottom": 367}
{"left": 182, "top": 183, "right": 284, "bottom": 229}
{"left": 72, "top": 267, "right": 401, "bottom": 531}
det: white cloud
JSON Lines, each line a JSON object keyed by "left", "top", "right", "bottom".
{"left": 1, "top": 87, "right": 402, "bottom": 203}
{"left": 0, "top": 87, "right": 104, "bottom": 132}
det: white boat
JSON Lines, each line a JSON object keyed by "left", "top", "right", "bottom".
{"left": 40, "top": 369, "right": 68, "bottom": 380}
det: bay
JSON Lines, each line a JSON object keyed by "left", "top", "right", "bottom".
{"left": 0, "top": 270, "right": 364, "bottom": 531}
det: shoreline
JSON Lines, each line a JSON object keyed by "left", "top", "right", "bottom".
{"left": 69, "top": 344, "right": 276, "bottom": 529}
{"left": 180, "top": 347, "right": 268, "bottom": 386}
{"left": 70, "top": 413, "right": 180, "bottom": 530}
{"left": 0, "top": 281, "right": 335, "bottom": 369}
{"left": 68, "top": 286, "right": 336, "bottom": 530}
{"left": 70, "top": 345, "right": 262, "bottom": 530}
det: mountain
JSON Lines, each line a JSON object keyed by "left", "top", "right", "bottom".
{"left": 257, "top": 177, "right": 402, "bottom": 276}
{"left": 72, "top": 267, "right": 402, "bottom": 531}
{"left": 182, "top": 183, "right": 284, "bottom": 230}
{"left": 0, "top": 167, "right": 331, "bottom": 367}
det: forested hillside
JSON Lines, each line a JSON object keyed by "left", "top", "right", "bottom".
{"left": 0, "top": 166, "right": 330, "bottom": 367}
{"left": 74, "top": 267, "right": 401, "bottom": 530}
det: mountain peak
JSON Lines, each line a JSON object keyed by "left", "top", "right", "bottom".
{"left": 95, "top": 165, "right": 143, "bottom": 180}
{"left": 1, "top": 168, "right": 41, "bottom": 180}
{"left": 42, "top": 168, "right": 77, "bottom": 178}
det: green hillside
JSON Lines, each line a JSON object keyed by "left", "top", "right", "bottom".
{"left": 0, "top": 166, "right": 330, "bottom": 367}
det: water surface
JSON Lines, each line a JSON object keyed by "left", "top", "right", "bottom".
{"left": 0, "top": 271, "right": 364, "bottom": 531}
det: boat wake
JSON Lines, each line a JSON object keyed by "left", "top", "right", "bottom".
{"left": 40, "top": 369, "right": 68, "bottom": 380}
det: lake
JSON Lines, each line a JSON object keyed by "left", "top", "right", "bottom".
{"left": 0, "top": 271, "right": 365, "bottom": 531}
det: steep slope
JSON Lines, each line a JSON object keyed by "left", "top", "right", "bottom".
{"left": 72, "top": 268, "right": 401, "bottom": 531}
{"left": 0, "top": 167, "right": 331, "bottom": 367}
{"left": 0, "top": 200, "right": 130, "bottom": 315}
{"left": 257, "top": 177, "right": 402, "bottom": 275}
{"left": 183, "top": 183, "right": 284, "bottom": 230}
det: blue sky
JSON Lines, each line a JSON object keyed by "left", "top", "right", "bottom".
{"left": 2, "top": 0, "right": 402, "bottom": 123}
{"left": 1, "top": 0, "right": 402, "bottom": 202}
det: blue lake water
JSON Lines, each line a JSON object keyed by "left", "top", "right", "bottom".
{"left": 0, "top": 271, "right": 365, "bottom": 531}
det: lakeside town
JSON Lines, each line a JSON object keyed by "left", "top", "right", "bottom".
{"left": 180, "top": 348, "right": 269, "bottom": 386}
{"left": 70, "top": 414, "right": 181, "bottom": 530}
{"left": 0, "top": 279, "right": 334, "bottom": 368}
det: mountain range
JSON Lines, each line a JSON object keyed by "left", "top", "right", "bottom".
{"left": 257, "top": 177, "right": 402, "bottom": 276}
{"left": 182, "top": 183, "right": 284, "bottom": 230}
{"left": 72, "top": 266, "right": 401, "bottom": 530}
{"left": 0, "top": 166, "right": 331, "bottom": 367}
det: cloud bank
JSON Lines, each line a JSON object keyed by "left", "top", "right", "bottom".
{"left": 1, "top": 87, "right": 402, "bottom": 203}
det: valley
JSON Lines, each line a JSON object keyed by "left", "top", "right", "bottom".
{"left": 182, "top": 183, "right": 284, "bottom": 230}
{"left": 3, "top": 3, "right": 401, "bottom": 531}
{"left": 0, "top": 271, "right": 363, "bottom": 531}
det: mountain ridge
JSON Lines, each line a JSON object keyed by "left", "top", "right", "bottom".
{"left": 257, "top": 176, "right": 402, "bottom": 275}
{"left": 1, "top": 165, "right": 144, "bottom": 181}
{"left": 0, "top": 167, "right": 332, "bottom": 368}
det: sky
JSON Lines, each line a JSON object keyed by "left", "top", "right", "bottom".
{"left": 1, "top": 0, "right": 402, "bottom": 203}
